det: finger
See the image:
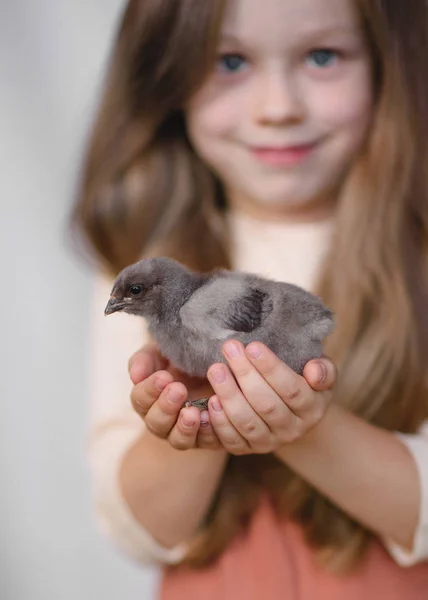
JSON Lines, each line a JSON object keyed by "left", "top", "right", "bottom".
{"left": 245, "top": 343, "right": 311, "bottom": 416}
{"left": 222, "top": 340, "right": 294, "bottom": 432}
{"left": 130, "top": 371, "right": 174, "bottom": 418}
{"left": 144, "top": 381, "right": 188, "bottom": 438}
{"left": 196, "top": 411, "right": 222, "bottom": 450}
{"left": 208, "top": 395, "right": 250, "bottom": 455}
{"left": 128, "top": 344, "right": 168, "bottom": 384}
{"left": 200, "top": 410, "right": 210, "bottom": 427}
{"left": 168, "top": 406, "right": 201, "bottom": 450}
{"left": 303, "top": 357, "right": 337, "bottom": 391}
{"left": 207, "top": 361, "right": 271, "bottom": 447}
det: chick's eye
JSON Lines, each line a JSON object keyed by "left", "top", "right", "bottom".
{"left": 129, "top": 284, "right": 143, "bottom": 296}
{"left": 217, "top": 53, "right": 248, "bottom": 73}
{"left": 306, "top": 49, "right": 338, "bottom": 68}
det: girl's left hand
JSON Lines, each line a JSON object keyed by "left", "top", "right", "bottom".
{"left": 206, "top": 340, "right": 337, "bottom": 455}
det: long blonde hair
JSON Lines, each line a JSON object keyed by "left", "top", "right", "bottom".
{"left": 72, "top": 0, "right": 428, "bottom": 572}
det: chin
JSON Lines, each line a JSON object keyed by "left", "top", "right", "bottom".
{"left": 245, "top": 186, "right": 316, "bottom": 210}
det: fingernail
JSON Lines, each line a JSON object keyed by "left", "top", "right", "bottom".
{"left": 200, "top": 410, "right": 209, "bottom": 426}
{"left": 166, "top": 386, "right": 182, "bottom": 403}
{"left": 246, "top": 343, "right": 262, "bottom": 359}
{"left": 224, "top": 341, "right": 241, "bottom": 359}
{"left": 182, "top": 416, "right": 196, "bottom": 428}
{"left": 316, "top": 362, "right": 326, "bottom": 383}
{"left": 210, "top": 397, "right": 223, "bottom": 412}
{"left": 155, "top": 377, "right": 169, "bottom": 391}
{"left": 129, "top": 363, "right": 141, "bottom": 381}
{"left": 211, "top": 366, "right": 227, "bottom": 384}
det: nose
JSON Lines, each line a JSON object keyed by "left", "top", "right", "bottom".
{"left": 253, "top": 68, "right": 305, "bottom": 125}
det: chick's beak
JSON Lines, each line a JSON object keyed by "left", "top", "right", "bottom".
{"left": 104, "top": 296, "right": 127, "bottom": 315}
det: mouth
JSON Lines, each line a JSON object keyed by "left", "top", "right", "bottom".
{"left": 248, "top": 141, "right": 319, "bottom": 167}
{"left": 104, "top": 298, "right": 129, "bottom": 315}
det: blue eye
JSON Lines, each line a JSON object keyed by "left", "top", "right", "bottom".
{"left": 307, "top": 49, "right": 338, "bottom": 68}
{"left": 217, "top": 53, "right": 248, "bottom": 73}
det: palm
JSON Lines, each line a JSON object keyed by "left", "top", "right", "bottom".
{"left": 166, "top": 363, "right": 214, "bottom": 403}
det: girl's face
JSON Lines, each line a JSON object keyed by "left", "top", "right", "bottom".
{"left": 186, "top": 0, "right": 374, "bottom": 221}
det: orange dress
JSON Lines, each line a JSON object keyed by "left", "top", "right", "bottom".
{"left": 161, "top": 498, "right": 428, "bottom": 600}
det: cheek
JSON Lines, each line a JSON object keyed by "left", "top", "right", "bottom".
{"left": 187, "top": 108, "right": 231, "bottom": 144}
{"left": 313, "top": 75, "right": 374, "bottom": 136}
{"left": 186, "top": 86, "right": 244, "bottom": 143}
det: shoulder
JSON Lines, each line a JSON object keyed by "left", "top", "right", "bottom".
{"left": 418, "top": 420, "right": 428, "bottom": 439}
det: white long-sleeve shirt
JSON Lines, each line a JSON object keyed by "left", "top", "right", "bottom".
{"left": 87, "top": 211, "right": 428, "bottom": 567}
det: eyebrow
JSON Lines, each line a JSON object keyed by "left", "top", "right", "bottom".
{"left": 219, "top": 25, "right": 361, "bottom": 45}
{"left": 298, "top": 25, "right": 362, "bottom": 38}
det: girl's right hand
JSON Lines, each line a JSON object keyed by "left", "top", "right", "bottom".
{"left": 128, "top": 344, "right": 222, "bottom": 451}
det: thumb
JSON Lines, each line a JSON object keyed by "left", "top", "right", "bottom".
{"left": 128, "top": 343, "right": 168, "bottom": 384}
{"left": 302, "top": 356, "right": 337, "bottom": 392}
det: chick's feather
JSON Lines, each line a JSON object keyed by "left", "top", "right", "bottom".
{"left": 105, "top": 258, "right": 334, "bottom": 378}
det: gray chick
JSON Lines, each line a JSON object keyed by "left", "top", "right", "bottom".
{"left": 104, "top": 257, "right": 334, "bottom": 378}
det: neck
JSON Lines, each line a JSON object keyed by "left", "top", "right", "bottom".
{"left": 144, "top": 266, "right": 207, "bottom": 324}
{"left": 226, "top": 189, "right": 337, "bottom": 225}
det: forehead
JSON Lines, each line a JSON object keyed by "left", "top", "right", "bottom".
{"left": 221, "top": 0, "right": 361, "bottom": 47}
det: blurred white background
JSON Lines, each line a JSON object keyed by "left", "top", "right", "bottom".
{"left": 1, "top": 2, "right": 159, "bottom": 598}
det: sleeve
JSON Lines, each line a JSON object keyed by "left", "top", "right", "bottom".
{"left": 86, "top": 271, "right": 188, "bottom": 565}
{"left": 382, "top": 421, "right": 428, "bottom": 566}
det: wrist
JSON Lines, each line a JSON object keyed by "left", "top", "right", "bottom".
{"left": 275, "top": 402, "right": 341, "bottom": 459}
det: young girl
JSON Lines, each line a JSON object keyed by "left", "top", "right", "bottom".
{"left": 74, "top": 0, "right": 428, "bottom": 597}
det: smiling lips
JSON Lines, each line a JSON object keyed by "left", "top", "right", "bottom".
{"left": 249, "top": 142, "right": 318, "bottom": 166}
